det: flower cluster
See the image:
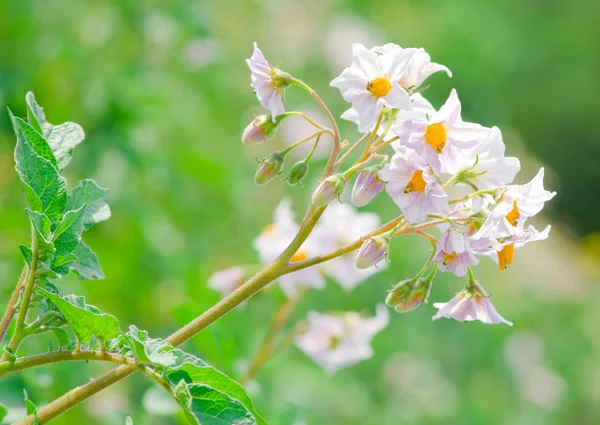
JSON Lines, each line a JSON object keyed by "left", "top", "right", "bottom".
{"left": 211, "top": 41, "right": 555, "bottom": 374}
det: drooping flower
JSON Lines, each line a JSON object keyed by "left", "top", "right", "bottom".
{"left": 295, "top": 304, "right": 389, "bottom": 374}
{"left": 207, "top": 266, "right": 247, "bottom": 297}
{"left": 472, "top": 168, "right": 556, "bottom": 241}
{"left": 351, "top": 165, "right": 386, "bottom": 207}
{"left": 331, "top": 43, "right": 413, "bottom": 132}
{"left": 386, "top": 273, "right": 434, "bottom": 313}
{"left": 432, "top": 279, "right": 512, "bottom": 326}
{"left": 313, "top": 202, "right": 385, "bottom": 291}
{"left": 253, "top": 198, "right": 324, "bottom": 298}
{"left": 246, "top": 42, "right": 291, "bottom": 120}
{"left": 372, "top": 44, "right": 452, "bottom": 93}
{"left": 379, "top": 146, "right": 449, "bottom": 224}
{"left": 434, "top": 228, "right": 478, "bottom": 277}
{"left": 241, "top": 114, "right": 281, "bottom": 145}
{"left": 394, "top": 89, "right": 489, "bottom": 174}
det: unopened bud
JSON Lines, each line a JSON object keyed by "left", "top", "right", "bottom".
{"left": 242, "top": 115, "right": 279, "bottom": 145}
{"left": 255, "top": 152, "right": 285, "bottom": 185}
{"left": 386, "top": 274, "right": 433, "bottom": 313}
{"left": 287, "top": 160, "right": 309, "bottom": 186}
{"left": 312, "top": 174, "right": 346, "bottom": 207}
{"left": 351, "top": 165, "right": 385, "bottom": 207}
{"left": 355, "top": 235, "right": 390, "bottom": 269}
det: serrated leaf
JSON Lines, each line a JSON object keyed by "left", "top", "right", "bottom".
{"left": 68, "top": 179, "right": 111, "bottom": 230}
{"left": 123, "top": 326, "right": 182, "bottom": 368}
{"left": 37, "top": 289, "right": 120, "bottom": 347}
{"left": 13, "top": 114, "right": 67, "bottom": 223}
{"left": 70, "top": 241, "right": 105, "bottom": 280}
{"left": 168, "top": 361, "right": 267, "bottom": 425}
{"left": 173, "top": 382, "right": 257, "bottom": 425}
{"left": 26, "top": 92, "right": 85, "bottom": 171}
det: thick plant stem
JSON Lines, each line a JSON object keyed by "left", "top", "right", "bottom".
{"left": 0, "top": 265, "right": 28, "bottom": 345}
{"left": 16, "top": 207, "right": 327, "bottom": 425}
{"left": 0, "top": 351, "right": 137, "bottom": 377}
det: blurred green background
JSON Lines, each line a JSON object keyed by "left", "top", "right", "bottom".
{"left": 1, "top": 0, "right": 599, "bottom": 424}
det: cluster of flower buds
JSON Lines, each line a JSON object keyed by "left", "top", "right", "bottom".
{"left": 210, "top": 40, "right": 556, "bottom": 375}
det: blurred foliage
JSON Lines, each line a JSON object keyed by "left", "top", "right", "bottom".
{"left": 0, "top": 0, "right": 599, "bottom": 424}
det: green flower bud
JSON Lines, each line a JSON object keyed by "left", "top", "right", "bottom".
{"left": 312, "top": 174, "right": 346, "bottom": 207}
{"left": 287, "top": 160, "right": 309, "bottom": 186}
{"left": 386, "top": 272, "right": 434, "bottom": 313}
{"left": 242, "top": 115, "right": 280, "bottom": 145}
{"left": 255, "top": 152, "right": 285, "bottom": 185}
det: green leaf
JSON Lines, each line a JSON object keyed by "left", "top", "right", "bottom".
{"left": 25, "top": 92, "right": 85, "bottom": 171}
{"left": 168, "top": 361, "right": 267, "bottom": 425}
{"left": 13, "top": 111, "right": 67, "bottom": 223}
{"left": 37, "top": 289, "right": 120, "bottom": 347}
{"left": 68, "top": 179, "right": 111, "bottom": 230}
{"left": 50, "top": 206, "right": 86, "bottom": 275}
{"left": 2, "top": 347, "right": 15, "bottom": 362}
{"left": 10, "top": 113, "right": 58, "bottom": 169}
{"left": 23, "top": 390, "right": 40, "bottom": 425}
{"left": 70, "top": 241, "right": 105, "bottom": 280}
{"left": 122, "top": 326, "right": 184, "bottom": 368}
{"left": 51, "top": 327, "right": 71, "bottom": 348}
{"left": 172, "top": 381, "right": 257, "bottom": 425}
{"left": 0, "top": 403, "right": 7, "bottom": 422}
{"left": 20, "top": 245, "right": 33, "bottom": 265}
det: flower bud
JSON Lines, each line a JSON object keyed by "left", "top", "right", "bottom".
{"left": 255, "top": 152, "right": 285, "bottom": 185}
{"left": 312, "top": 174, "right": 346, "bottom": 207}
{"left": 351, "top": 165, "right": 385, "bottom": 207}
{"left": 287, "top": 160, "right": 309, "bottom": 186}
{"left": 242, "top": 115, "right": 279, "bottom": 145}
{"left": 355, "top": 235, "right": 390, "bottom": 269}
{"left": 386, "top": 274, "right": 433, "bottom": 313}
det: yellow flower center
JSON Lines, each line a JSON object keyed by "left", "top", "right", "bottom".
{"left": 404, "top": 170, "right": 427, "bottom": 193}
{"left": 263, "top": 223, "right": 277, "bottom": 234}
{"left": 497, "top": 244, "right": 515, "bottom": 270}
{"left": 425, "top": 123, "right": 447, "bottom": 153}
{"left": 366, "top": 78, "right": 391, "bottom": 98}
{"left": 291, "top": 249, "right": 308, "bottom": 263}
{"left": 442, "top": 252, "right": 457, "bottom": 265}
{"left": 505, "top": 200, "right": 520, "bottom": 227}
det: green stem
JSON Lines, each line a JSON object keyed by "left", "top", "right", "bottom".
{"left": 0, "top": 351, "right": 137, "bottom": 377}
{"left": 0, "top": 265, "right": 28, "bottom": 345}
{"left": 1, "top": 226, "right": 39, "bottom": 362}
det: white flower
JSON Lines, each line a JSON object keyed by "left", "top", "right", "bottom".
{"left": 207, "top": 266, "right": 247, "bottom": 297}
{"left": 471, "top": 224, "right": 551, "bottom": 270}
{"left": 434, "top": 229, "right": 478, "bottom": 277}
{"left": 379, "top": 146, "right": 449, "bottom": 224}
{"left": 313, "top": 202, "right": 385, "bottom": 291}
{"left": 331, "top": 43, "right": 413, "bottom": 132}
{"left": 246, "top": 42, "right": 289, "bottom": 120}
{"left": 394, "top": 89, "right": 489, "bottom": 174}
{"left": 460, "top": 126, "right": 521, "bottom": 190}
{"left": 473, "top": 168, "right": 556, "bottom": 241}
{"left": 432, "top": 281, "right": 512, "bottom": 326}
{"left": 372, "top": 44, "right": 452, "bottom": 93}
{"left": 253, "top": 198, "right": 325, "bottom": 298}
{"left": 295, "top": 304, "right": 389, "bottom": 374}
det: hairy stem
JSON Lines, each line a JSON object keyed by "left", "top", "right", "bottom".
{"left": 1, "top": 226, "right": 39, "bottom": 362}
{"left": 0, "top": 351, "right": 137, "bottom": 377}
{"left": 0, "top": 265, "right": 28, "bottom": 344}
